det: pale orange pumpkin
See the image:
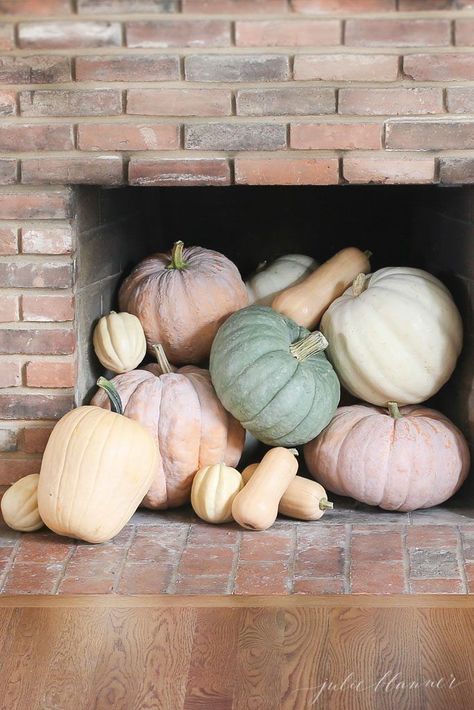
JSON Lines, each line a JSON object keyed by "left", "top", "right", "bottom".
{"left": 91, "top": 345, "right": 245, "bottom": 509}
{"left": 304, "top": 403, "right": 470, "bottom": 512}
{"left": 119, "top": 241, "right": 248, "bottom": 365}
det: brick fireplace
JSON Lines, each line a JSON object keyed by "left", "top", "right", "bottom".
{"left": 1, "top": 0, "right": 474, "bottom": 595}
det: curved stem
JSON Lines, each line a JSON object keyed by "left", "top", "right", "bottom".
{"left": 166, "top": 240, "right": 188, "bottom": 271}
{"left": 288, "top": 448, "right": 299, "bottom": 457}
{"left": 319, "top": 498, "right": 334, "bottom": 511}
{"left": 364, "top": 250, "right": 373, "bottom": 260}
{"left": 290, "top": 332, "right": 328, "bottom": 361}
{"left": 96, "top": 377, "right": 123, "bottom": 415}
{"left": 388, "top": 401, "right": 403, "bottom": 420}
{"left": 352, "top": 272, "right": 368, "bottom": 297}
{"left": 152, "top": 344, "right": 174, "bottom": 375}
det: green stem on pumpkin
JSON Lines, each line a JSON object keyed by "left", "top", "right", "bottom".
{"left": 352, "top": 272, "right": 368, "bottom": 297}
{"left": 166, "top": 240, "right": 188, "bottom": 271}
{"left": 387, "top": 401, "right": 403, "bottom": 420}
{"left": 96, "top": 377, "right": 123, "bottom": 416}
{"left": 319, "top": 498, "right": 334, "bottom": 510}
{"left": 364, "top": 250, "right": 373, "bottom": 260}
{"left": 290, "top": 332, "right": 328, "bottom": 361}
{"left": 152, "top": 344, "right": 174, "bottom": 375}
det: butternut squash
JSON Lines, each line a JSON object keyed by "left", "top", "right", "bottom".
{"left": 242, "top": 465, "right": 333, "bottom": 521}
{"left": 191, "top": 463, "right": 243, "bottom": 524}
{"left": 231, "top": 447, "right": 298, "bottom": 531}
{"left": 272, "top": 247, "right": 371, "bottom": 329}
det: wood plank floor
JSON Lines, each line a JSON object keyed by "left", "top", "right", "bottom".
{"left": 0, "top": 596, "right": 473, "bottom": 709}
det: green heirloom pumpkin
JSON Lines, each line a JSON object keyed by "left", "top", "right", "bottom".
{"left": 209, "top": 305, "right": 340, "bottom": 447}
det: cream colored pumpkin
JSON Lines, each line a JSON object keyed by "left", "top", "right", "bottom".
{"left": 246, "top": 254, "right": 317, "bottom": 307}
{"left": 191, "top": 463, "right": 243, "bottom": 524}
{"left": 1, "top": 474, "right": 43, "bottom": 533}
{"left": 321, "top": 267, "right": 463, "bottom": 405}
{"left": 93, "top": 310, "right": 146, "bottom": 374}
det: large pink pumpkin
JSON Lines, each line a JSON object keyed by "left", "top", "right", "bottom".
{"left": 304, "top": 403, "right": 470, "bottom": 512}
{"left": 119, "top": 241, "right": 248, "bottom": 365}
{"left": 91, "top": 350, "right": 245, "bottom": 509}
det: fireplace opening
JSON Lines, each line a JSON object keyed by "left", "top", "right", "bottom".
{"left": 76, "top": 183, "right": 473, "bottom": 506}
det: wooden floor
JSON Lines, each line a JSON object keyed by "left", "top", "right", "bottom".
{"left": 0, "top": 596, "right": 473, "bottom": 709}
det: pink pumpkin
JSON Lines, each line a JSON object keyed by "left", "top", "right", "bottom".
{"left": 91, "top": 346, "right": 245, "bottom": 509}
{"left": 119, "top": 240, "right": 248, "bottom": 365}
{"left": 304, "top": 403, "right": 470, "bottom": 512}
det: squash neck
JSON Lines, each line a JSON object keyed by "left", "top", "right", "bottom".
{"left": 152, "top": 344, "right": 174, "bottom": 374}
{"left": 388, "top": 401, "right": 403, "bottom": 420}
{"left": 166, "top": 240, "right": 188, "bottom": 271}
{"left": 290, "top": 332, "right": 328, "bottom": 361}
{"left": 96, "top": 377, "right": 123, "bottom": 415}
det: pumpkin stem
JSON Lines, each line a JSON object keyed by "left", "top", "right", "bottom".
{"left": 152, "top": 344, "right": 174, "bottom": 375}
{"left": 319, "top": 498, "right": 334, "bottom": 510}
{"left": 387, "top": 401, "right": 403, "bottom": 420}
{"left": 288, "top": 448, "right": 299, "bottom": 457}
{"left": 166, "top": 240, "right": 188, "bottom": 271}
{"left": 96, "top": 377, "right": 123, "bottom": 416}
{"left": 364, "top": 250, "right": 373, "bottom": 260}
{"left": 290, "top": 332, "right": 328, "bottom": 361}
{"left": 352, "top": 272, "right": 368, "bottom": 297}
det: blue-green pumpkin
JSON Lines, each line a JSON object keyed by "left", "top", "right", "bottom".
{"left": 209, "top": 305, "right": 340, "bottom": 447}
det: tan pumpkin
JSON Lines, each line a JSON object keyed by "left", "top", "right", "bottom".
{"left": 272, "top": 247, "right": 371, "bottom": 329}
{"left": 38, "top": 379, "right": 156, "bottom": 543}
{"left": 242, "top": 464, "right": 333, "bottom": 521}
{"left": 1, "top": 474, "right": 43, "bottom": 532}
{"left": 119, "top": 241, "right": 248, "bottom": 365}
{"left": 93, "top": 310, "right": 146, "bottom": 374}
{"left": 232, "top": 447, "right": 298, "bottom": 531}
{"left": 191, "top": 463, "right": 243, "bottom": 524}
{"left": 91, "top": 345, "right": 245, "bottom": 510}
{"left": 304, "top": 403, "right": 470, "bottom": 512}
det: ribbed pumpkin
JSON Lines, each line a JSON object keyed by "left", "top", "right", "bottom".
{"left": 119, "top": 241, "right": 248, "bottom": 365}
{"left": 321, "top": 267, "right": 463, "bottom": 405}
{"left": 304, "top": 403, "right": 470, "bottom": 512}
{"left": 93, "top": 310, "right": 146, "bottom": 374}
{"left": 209, "top": 305, "right": 340, "bottom": 447}
{"left": 1, "top": 474, "right": 43, "bottom": 533}
{"left": 91, "top": 345, "right": 245, "bottom": 509}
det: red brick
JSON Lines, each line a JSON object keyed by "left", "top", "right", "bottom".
{"left": 0, "top": 328, "right": 75, "bottom": 355}
{"left": 18, "top": 22, "right": 122, "bottom": 50}
{"left": 21, "top": 227, "right": 73, "bottom": 255}
{"left": 78, "top": 0, "right": 179, "bottom": 10}
{"left": 185, "top": 123, "right": 286, "bottom": 151}
{"left": 20, "top": 90, "right": 122, "bottom": 117}
{"left": 291, "top": 122, "right": 381, "bottom": 149}
{"left": 447, "top": 87, "right": 474, "bottom": 114}
{"left": 346, "top": 20, "right": 450, "bottom": 47}
{"left": 20, "top": 426, "right": 53, "bottom": 454}
{"left": 0, "top": 262, "right": 72, "bottom": 289}
{"left": 127, "top": 88, "right": 232, "bottom": 116}
{"left": 129, "top": 158, "right": 231, "bottom": 186}
{"left": 0, "top": 296, "right": 19, "bottom": 324}
{"left": 0, "top": 0, "right": 72, "bottom": 14}
{"left": 174, "top": 575, "right": 230, "bottom": 594}
{"left": 0, "top": 429, "right": 16, "bottom": 452}
{"left": 294, "top": 54, "right": 398, "bottom": 81}
{"left": 292, "top": 0, "right": 396, "bottom": 12}
{"left": 237, "top": 87, "right": 335, "bottom": 116}
{"left": 0, "top": 125, "right": 73, "bottom": 152}
{"left": 0, "top": 361, "right": 21, "bottom": 388}
{"left": 0, "top": 91, "right": 16, "bottom": 117}
{"left": 235, "top": 157, "right": 339, "bottom": 185}
{"left": 0, "top": 160, "right": 17, "bottom": 186}
{"left": 0, "top": 229, "right": 18, "bottom": 256}
{"left": 404, "top": 54, "right": 474, "bottom": 81}
{"left": 76, "top": 55, "right": 179, "bottom": 82}
{"left": 343, "top": 156, "right": 435, "bottom": 184}
{"left": 0, "top": 24, "right": 14, "bottom": 51}
{"left": 406, "top": 525, "right": 458, "bottom": 549}
{"left": 411, "top": 578, "right": 465, "bottom": 594}
{"left": 59, "top": 545, "right": 127, "bottom": 593}
{"left": 25, "top": 361, "right": 75, "bottom": 388}
{"left": 185, "top": 55, "right": 290, "bottom": 82}
{"left": 293, "top": 578, "right": 345, "bottom": 594}
{"left": 294, "top": 546, "right": 344, "bottom": 576}
{"left": 339, "top": 88, "right": 443, "bottom": 116}
{"left": 440, "top": 158, "right": 474, "bottom": 185}
{"left": 16, "top": 530, "right": 73, "bottom": 564}
{"left": 0, "top": 457, "right": 41, "bottom": 484}
{"left": 234, "top": 561, "right": 291, "bottom": 595}
{"left": 0, "top": 394, "right": 73, "bottom": 422}
{"left": 236, "top": 19, "right": 340, "bottom": 46}
{"left": 179, "top": 545, "right": 234, "bottom": 576}
{"left": 187, "top": 523, "right": 239, "bottom": 546}
{"left": 21, "top": 157, "right": 124, "bottom": 186}
{"left": 351, "top": 560, "right": 406, "bottom": 594}
{"left": 409, "top": 548, "right": 460, "bottom": 579}
{"left": 127, "top": 526, "right": 187, "bottom": 563}
{"left": 0, "top": 56, "right": 71, "bottom": 85}
{"left": 22, "top": 294, "right": 74, "bottom": 322}
{"left": 183, "top": 0, "right": 287, "bottom": 11}
{"left": 118, "top": 562, "right": 174, "bottom": 594}
{"left": 399, "top": 0, "right": 452, "bottom": 7}
{"left": 78, "top": 123, "right": 179, "bottom": 151}
{"left": 0, "top": 190, "right": 71, "bottom": 219}
{"left": 351, "top": 531, "right": 404, "bottom": 562}
{"left": 127, "top": 20, "right": 231, "bottom": 48}
{"left": 385, "top": 119, "right": 474, "bottom": 151}
{"left": 0, "top": 545, "right": 15, "bottom": 562}
{"left": 456, "top": 19, "right": 474, "bottom": 46}
{"left": 240, "top": 530, "right": 294, "bottom": 561}
{"left": 2, "top": 563, "right": 63, "bottom": 594}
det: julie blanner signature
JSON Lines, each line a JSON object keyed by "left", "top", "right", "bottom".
{"left": 294, "top": 672, "right": 468, "bottom": 704}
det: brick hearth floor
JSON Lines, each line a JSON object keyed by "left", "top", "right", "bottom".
{"left": 2, "top": 493, "right": 474, "bottom": 595}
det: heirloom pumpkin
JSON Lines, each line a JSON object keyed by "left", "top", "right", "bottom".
{"left": 246, "top": 254, "right": 317, "bottom": 307}
{"left": 91, "top": 345, "right": 245, "bottom": 509}
{"left": 321, "top": 267, "right": 463, "bottom": 406}
{"left": 191, "top": 463, "right": 243, "bottom": 524}
{"left": 37, "top": 379, "right": 156, "bottom": 543}
{"left": 209, "top": 305, "right": 340, "bottom": 447}
{"left": 118, "top": 240, "right": 248, "bottom": 365}
{"left": 304, "top": 403, "right": 470, "bottom": 512}
{"left": 93, "top": 310, "right": 146, "bottom": 374}
{"left": 1, "top": 474, "right": 43, "bottom": 533}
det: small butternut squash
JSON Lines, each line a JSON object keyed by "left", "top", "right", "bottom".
{"left": 191, "top": 463, "right": 243, "bottom": 524}
{"left": 272, "top": 247, "right": 371, "bottom": 329}
{"left": 93, "top": 310, "right": 146, "bottom": 374}
{"left": 231, "top": 447, "right": 298, "bottom": 531}
{"left": 1, "top": 474, "right": 43, "bottom": 533}
{"left": 242, "top": 465, "right": 333, "bottom": 521}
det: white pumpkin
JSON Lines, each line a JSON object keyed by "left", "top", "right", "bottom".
{"left": 191, "top": 463, "right": 243, "bottom": 524}
{"left": 1, "top": 474, "right": 43, "bottom": 532}
{"left": 321, "top": 267, "right": 463, "bottom": 406}
{"left": 246, "top": 254, "right": 317, "bottom": 306}
{"left": 93, "top": 311, "right": 146, "bottom": 374}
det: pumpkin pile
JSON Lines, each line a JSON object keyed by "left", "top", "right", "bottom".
{"left": 2, "top": 240, "right": 470, "bottom": 544}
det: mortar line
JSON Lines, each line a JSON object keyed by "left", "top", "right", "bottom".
{"left": 165, "top": 521, "right": 192, "bottom": 594}
{"left": 112, "top": 523, "right": 137, "bottom": 594}
{"left": 52, "top": 541, "right": 77, "bottom": 594}
{"left": 456, "top": 525, "right": 469, "bottom": 595}
{"left": 343, "top": 523, "right": 351, "bottom": 594}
